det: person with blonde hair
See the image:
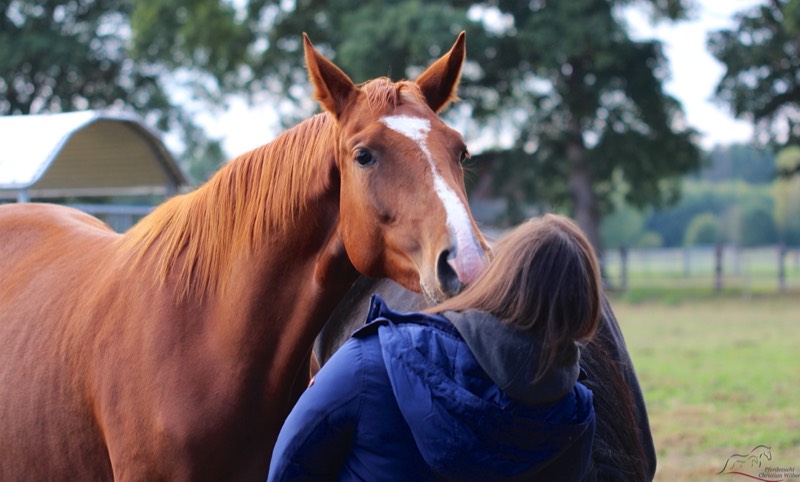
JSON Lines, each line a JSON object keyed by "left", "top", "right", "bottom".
{"left": 269, "top": 214, "right": 602, "bottom": 481}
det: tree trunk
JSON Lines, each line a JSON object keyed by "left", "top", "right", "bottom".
{"left": 714, "top": 242, "right": 724, "bottom": 292}
{"left": 683, "top": 246, "right": 691, "bottom": 277}
{"left": 567, "top": 138, "right": 602, "bottom": 262}
{"left": 619, "top": 246, "right": 628, "bottom": 292}
{"left": 778, "top": 241, "right": 786, "bottom": 293}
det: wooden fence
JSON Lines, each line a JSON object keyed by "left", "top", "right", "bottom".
{"left": 603, "top": 245, "right": 800, "bottom": 294}
{"left": 68, "top": 204, "right": 153, "bottom": 233}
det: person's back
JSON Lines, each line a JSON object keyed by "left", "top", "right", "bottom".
{"left": 269, "top": 297, "right": 595, "bottom": 481}
{"left": 268, "top": 214, "right": 603, "bottom": 481}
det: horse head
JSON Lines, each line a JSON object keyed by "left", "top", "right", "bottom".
{"left": 303, "top": 32, "right": 490, "bottom": 302}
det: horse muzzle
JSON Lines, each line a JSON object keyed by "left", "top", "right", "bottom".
{"left": 426, "top": 241, "right": 488, "bottom": 302}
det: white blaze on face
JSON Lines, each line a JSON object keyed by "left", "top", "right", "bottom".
{"left": 380, "top": 115, "right": 484, "bottom": 283}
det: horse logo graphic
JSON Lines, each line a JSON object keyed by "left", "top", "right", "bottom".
{"left": 718, "top": 445, "right": 780, "bottom": 480}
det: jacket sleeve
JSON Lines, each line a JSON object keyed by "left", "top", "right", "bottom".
{"left": 267, "top": 338, "right": 364, "bottom": 482}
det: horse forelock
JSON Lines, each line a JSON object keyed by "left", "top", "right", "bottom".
{"left": 119, "top": 113, "right": 337, "bottom": 300}
{"left": 359, "top": 78, "right": 427, "bottom": 114}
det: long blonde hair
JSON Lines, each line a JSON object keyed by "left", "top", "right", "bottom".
{"left": 428, "top": 214, "right": 602, "bottom": 380}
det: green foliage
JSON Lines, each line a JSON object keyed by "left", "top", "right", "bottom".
{"left": 635, "top": 231, "right": 662, "bottom": 248}
{"left": 684, "top": 212, "right": 721, "bottom": 246}
{"left": 492, "top": 0, "right": 701, "bottom": 210}
{"left": 130, "top": 0, "right": 254, "bottom": 93}
{"left": 739, "top": 204, "right": 777, "bottom": 247}
{"left": 2, "top": 0, "right": 706, "bottom": 210}
{"left": 647, "top": 180, "right": 777, "bottom": 246}
{"left": 776, "top": 144, "right": 800, "bottom": 172}
{"left": 332, "top": 3, "right": 470, "bottom": 82}
{"left": 256, "top": 0, "right": 475, "bottom": 118}
{"left": 709, "top": 0, "right": 800, "bottom": 145}
{"left": 0, "top": 0, "right": 248, "bottom": 183}
{"left": 774, "top": 146, "right": 800, "bottom": 244}
{"left": 601, "top": 205, "right": 645, "bottom": 249}
{"left": 1, "top": 0, "right": 145, "bottom": 114}
{"left": 700, "top": 143, "right": 775, "bottom": 184}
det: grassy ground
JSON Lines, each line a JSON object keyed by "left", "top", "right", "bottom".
{"left": 609, "top": 292, "right": 800, "bottom": 481}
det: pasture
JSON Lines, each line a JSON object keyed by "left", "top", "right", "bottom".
{"left": 610, "top": 293, "right": 800, "bottom": 481}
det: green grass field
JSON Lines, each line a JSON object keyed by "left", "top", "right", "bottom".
{"left": 609, "top": 293, "right": 800, "bottom": 481}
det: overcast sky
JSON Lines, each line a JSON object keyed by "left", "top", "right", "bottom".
{"left": 195, "top": 0, "right": 766, "bottom": 159}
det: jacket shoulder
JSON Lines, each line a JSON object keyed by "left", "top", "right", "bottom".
{"left": 353, "top": 294, "right": 459, "bottom": 339}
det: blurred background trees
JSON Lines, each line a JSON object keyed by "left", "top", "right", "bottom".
{"left": 2, "top": 0, "right": 799, "bottom": 264}
{"left": 0, "top": 0, "right": 251, "bottom": 182}
{"left": 708, "top": 0, "right": 800, "bottom": 152}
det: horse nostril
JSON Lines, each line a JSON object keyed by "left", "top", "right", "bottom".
{"left": 436, "top": 249, "right": 462, "bottom": 298}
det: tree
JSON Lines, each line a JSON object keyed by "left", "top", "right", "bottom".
{"left": 684, "top": 212, "right": 724, "bottom": 291}
{"left": 739, "top": 204, "right": 777, "bottom": 247}
{"left": 774, "top": 145, "right": 800, "bottom": 290}
{"left": 601, "top": 205, "right": 647, "bottom": 252}
{"left": 645, "top": 179, "right": 777, "bottom": 247}
{"left": 487, "top": 0, "right": 701, "bottom": 256}
{"left": 0, "top": 0, "right": 255, "bottom": 182}
{"left": 255, "top": 0, "right": 702, "bottom": 258}
{"left": 601, "top": 203, "right": 647, "bottom": 292}
{"left": 709, "top": 0, "right": 800, "bottom": 154}
{"left": 774, "top": 146, "right": 800, "bottom": 243}
{"left": 684, "top": 212, "right": 722, "bottom": 246}
{"left": 251, "top": 1, "right": 477, "bottom": 125}
{"left": 701, "top": 144, "right": 775, "bottom": 183}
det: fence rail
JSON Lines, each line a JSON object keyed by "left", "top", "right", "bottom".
{"left": 603, "top": 245, "right": 800, "bottom": 294}
{"left": 68, "top": 203, "right": 153, "bottom": 233}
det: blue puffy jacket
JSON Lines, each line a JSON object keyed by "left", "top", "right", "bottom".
{"left": 268, "top": 295, "right": 595, "bottom": 481}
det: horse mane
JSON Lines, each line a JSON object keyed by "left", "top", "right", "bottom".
{"left": 118, "top": 78, "right": 427, "bottom": 300}
{"left": 581, "top": 300, "right": 649, "bottom": 481}
{"left": 118, "top": 113, "right": 336, "bottom": 299}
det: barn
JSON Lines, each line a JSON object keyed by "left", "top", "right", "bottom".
{"left": 0, "top": 110, "right": 189, "bottom": 230}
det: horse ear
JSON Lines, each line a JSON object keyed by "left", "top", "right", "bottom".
{"left": 415, "top": 31, "right": 466, "bottom": 113}
{"left": 303, "top": 33, "right": 358, "bottom": 118}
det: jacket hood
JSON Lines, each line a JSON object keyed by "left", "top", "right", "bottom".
{"left": 445, "top": 309, "right": 580, "bottom": 406}
{"left": 360, "top": 295, "right": 595, "bottom": 481}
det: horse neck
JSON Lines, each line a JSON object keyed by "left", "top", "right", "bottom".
{"left": 202, "top": 115, "right": 360, "bottom": 410}
{"left": 122, "top": 113, "right": 341, "bottom": 292}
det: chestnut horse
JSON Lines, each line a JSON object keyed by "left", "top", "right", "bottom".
{"left": 0, "top": 33, "right": 489, "bottom": 481}
{"left": 316, "top": 276, "right": 658, "bottom": 481}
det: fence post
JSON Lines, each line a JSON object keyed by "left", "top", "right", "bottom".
{"left": 778, "top": 242, "right": 786, "bottom": 293}
{"left": 714, "top": 243, "right": 723, "bottom": 292}
{"left": 683, "top": 246, "right": 690, "bottom": 277}
{"left": 620, "top": 246, "right": 628, "bottom": 293}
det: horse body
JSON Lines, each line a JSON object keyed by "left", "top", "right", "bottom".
{"left": 1, "top": 205, "right": 119, "bottom": 478}
{"left": 1, "top": 183, "right": 347, "bottom": 480}
{"left": 0, "top": 34, "right": 489, "bottom": 481}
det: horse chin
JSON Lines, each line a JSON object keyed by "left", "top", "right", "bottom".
{"left": 420, "top": 281, "right": 447, "bottom": 306}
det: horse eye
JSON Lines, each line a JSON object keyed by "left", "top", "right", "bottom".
{"left": 459, "top": 149, "right": 470, "bottom": 164}
{"left": 354, "top": 148, "right": 375, "bottom": 167}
